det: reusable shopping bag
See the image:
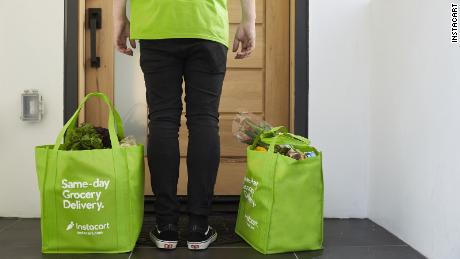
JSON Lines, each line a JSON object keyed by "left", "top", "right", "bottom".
{"left": 35, "top": 92, "right": 144, "bottom": 253}
{"left": 235, "top": 126, "right": 323, "bottom": 254}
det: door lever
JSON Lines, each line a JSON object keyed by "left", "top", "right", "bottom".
{"left": 88, "top": 8, "right": 102, "bottom": 68}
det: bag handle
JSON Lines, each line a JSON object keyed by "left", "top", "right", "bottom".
{"left": 66, "top": 98, "right": 124, "bottom": 137}
{"left": 250, "top": 126, "right": 311, "bottom": 152}
{"left": 285, "top": 132, "right": 311, "bottom": 145}
{"left": 250, "top": 126, "right": 286, "bottom": 150}
{"left": 53, "top": 92, "right": 124, "bottom": 151}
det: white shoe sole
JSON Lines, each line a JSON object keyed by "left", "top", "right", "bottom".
{"left": 187, "top": 232, "right": 218, "bottom": 250}
{"left": 150, "top": 232, "right": 178, "bottom": 250}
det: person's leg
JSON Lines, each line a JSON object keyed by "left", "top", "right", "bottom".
{"left": 183, "top": 40, "right": 228, "bottom": 229}
{"left": 140, "top": 39, "right": 185, "bottom": 228}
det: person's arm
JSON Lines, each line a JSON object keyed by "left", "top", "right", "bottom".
{"left": 113, "top": 0, "right": 136, "bottom": 56}
{"left": 233, "top": 0, "right": 256, "bottom": 59}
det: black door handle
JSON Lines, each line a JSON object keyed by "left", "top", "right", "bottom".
{"left": 88, "top": 8, "right": 102, "bottom": 68}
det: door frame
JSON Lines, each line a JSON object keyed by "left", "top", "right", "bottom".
{"left": 294, "top": 0, "right": 309, "bottom": 137}
{"left": 63, "top": 0, "right": 309, "bottom": 136}
{"left": 63, "top": 0, "right": 79, "bottom": 122}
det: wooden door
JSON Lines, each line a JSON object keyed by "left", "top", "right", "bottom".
{"left": 78, "top": 0, "right": 293, "bottom": 195}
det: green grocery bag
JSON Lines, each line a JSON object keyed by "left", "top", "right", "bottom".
{"left": 35, "top": 92, "right": 144, "bottom": 253}
{"left": 235, "top": 126, "right": 323, "bottom": 254}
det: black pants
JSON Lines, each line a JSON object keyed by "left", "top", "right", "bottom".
{"left": 140, "top": 39, "right": 228, "bottom": 228}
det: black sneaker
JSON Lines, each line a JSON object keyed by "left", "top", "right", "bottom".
{"left": 187, "top": 225, "right": 217, "bottom": 250}
{"left": 149, "top": 224, "right": 178, "bottom": 250}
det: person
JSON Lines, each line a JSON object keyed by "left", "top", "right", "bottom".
{"left": 113, "top": 0, "right": 256, "bottom": 250}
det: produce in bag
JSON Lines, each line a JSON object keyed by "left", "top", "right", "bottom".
{"left": 232, "top": 112, "right": 272, "bottom": 148}
{"left": 61, "top": 123, "right": 125, "bottom": 151}
{"left": 120, "top": 135, "right": 137, "bottom": 147}
{"left": 62, "top": 123, "right": 106, "bottom": 150}
{"left": 232, "top": 112, "right": 314, "bottom": 160}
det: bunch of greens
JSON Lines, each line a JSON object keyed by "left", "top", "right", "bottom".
{"left": 62, "top": 123, "right": 110, "bottom": 151}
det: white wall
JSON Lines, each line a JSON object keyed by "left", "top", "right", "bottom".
{"left": 309, "top": 0, "right": 372, "bottom": 218}
{"left": 0, "top": 0, "right": 64, "bottom": 217}
{"left": 368, "top": 0, "right": 460, "bottom": 258}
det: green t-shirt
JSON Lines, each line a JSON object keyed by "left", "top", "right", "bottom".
{"left": 130, "top": 0, "right": 229, "bottom": 47}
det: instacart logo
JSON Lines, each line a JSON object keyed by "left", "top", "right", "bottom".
{"left": 66, "top": 221, "right": 75, "bottom": 231}
{"left": 65, "top": 221, "right": 110, "bottom": 236}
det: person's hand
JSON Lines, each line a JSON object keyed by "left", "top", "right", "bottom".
{"left": 114, "top": 17, "right": 136, "bottom": 56}
{"left": 232, "top": 21, "right": 256, "bottom": 59}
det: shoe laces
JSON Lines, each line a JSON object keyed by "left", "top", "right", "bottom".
{"left": 157, "top": 224, "right": 178, "bottom": 233}
{"left": 190, "top": 225, "right": 210, "bottom": 234}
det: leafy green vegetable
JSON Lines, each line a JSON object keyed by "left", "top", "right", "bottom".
{"left": 62, "top": 123, "right": 104, "bottom": 151}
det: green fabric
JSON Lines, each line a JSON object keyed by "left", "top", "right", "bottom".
{"left": 130, "top": 0, "right": 229, "bottom": 47}
{"left": 235, "top": 126, "right": 324, "bottom": 254}
{"left": 35, "top": 93, "right": 145, "bottom": 253}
